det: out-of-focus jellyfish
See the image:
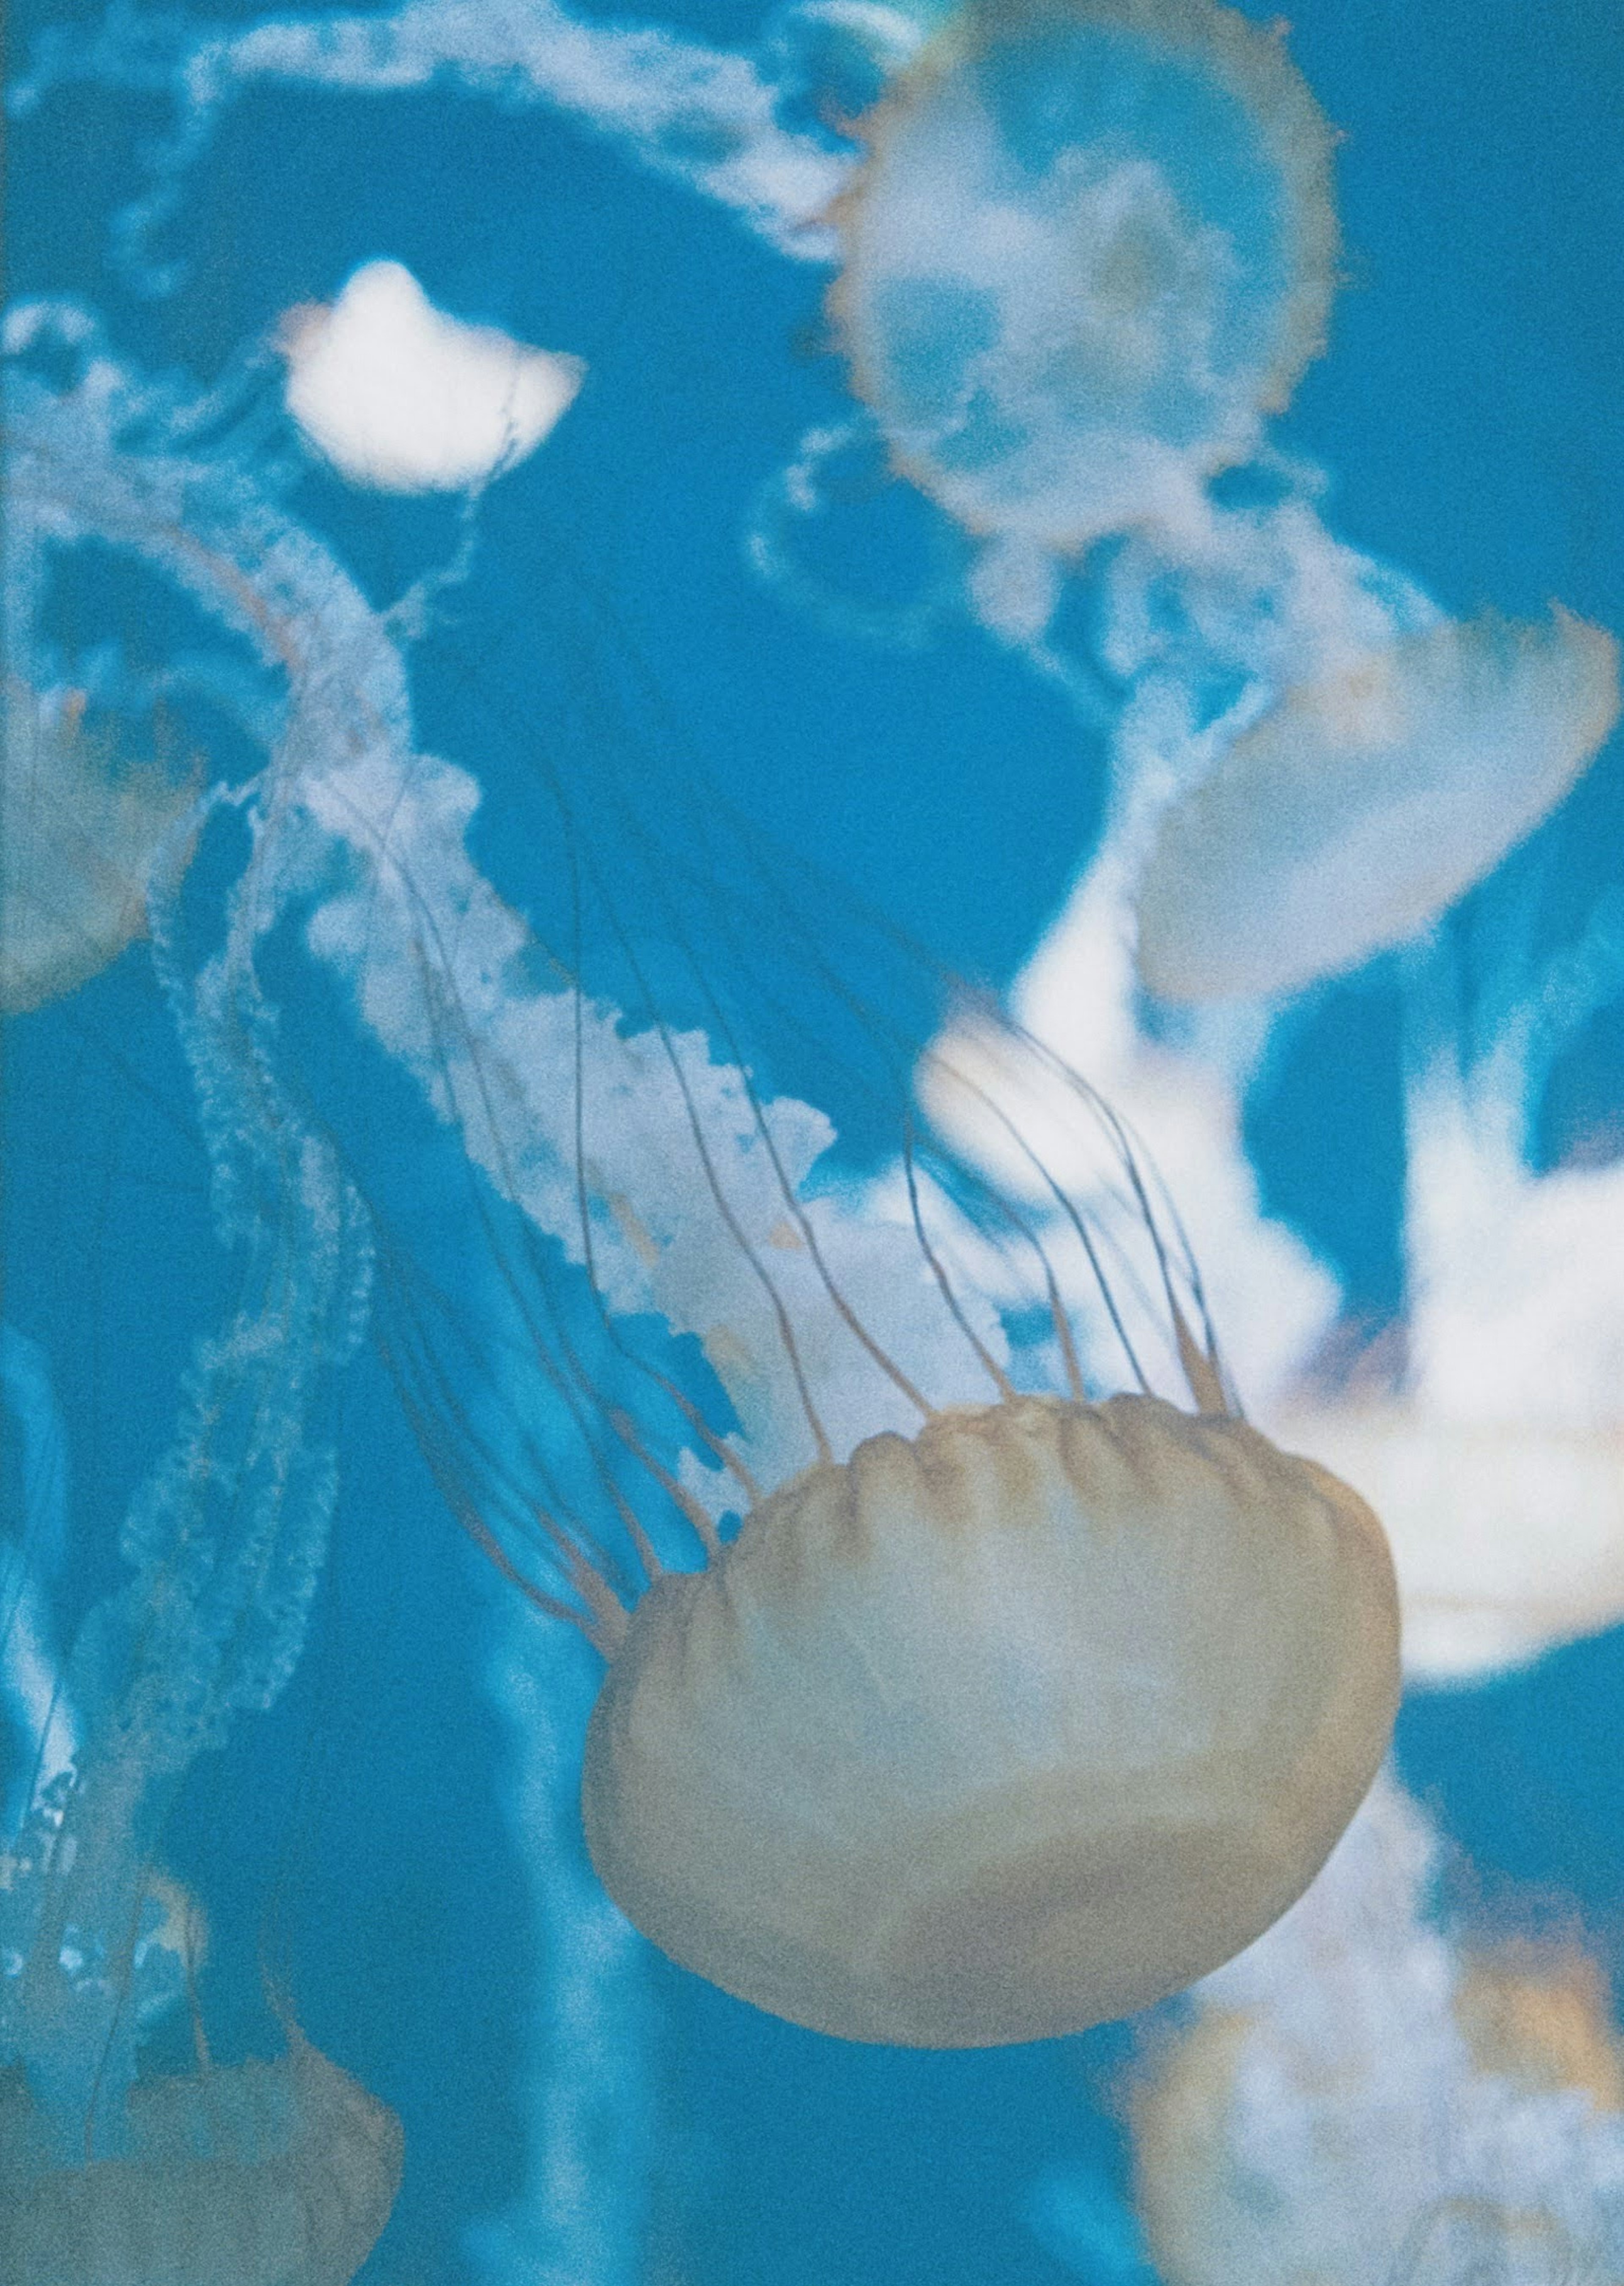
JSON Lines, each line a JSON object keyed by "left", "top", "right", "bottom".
{"left": 1262, "top": 949, "right": 1624, "bottom": 1686}
{"left": 1, "top": 679, "right": 200, "bottom": 1013}
{"left": 1135, "top": 607, "right": 1623, "bottom": 1004}
{"left": 829, "top": 0, "right": 1340, "bottom": 551}
{"left": 1130, "top": 1778, "right": 1624, "bottom": 2283}
{"left": 279, "top": 260, "right": 586, "bottom": 495}
{"left": 0, "top": 2018, "right": 403, "bottom": 2286}
{"left": 3, "top": 314, "right": 400, "bottom": 2274}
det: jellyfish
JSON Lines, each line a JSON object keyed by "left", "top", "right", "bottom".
{"left": 1129, "top": 1779, "right": 1624, "bottom": 2284}
{"left": 343, "top": 777, "right": 1402, "bottom": 2047}
{"left": 279, "top": 260, "right": 586, "bottom": 495}
{"left": 0, "top": 2020, "right": 404, "bottom": 2286}
{"left": 1, "top": 678, "right": 200, "bottom": 1014}
{"left": 4, "top": 317, "right": 399, "bottom": 2276}
{"left": 1134, "top": 606, "right": 1623, "bottom": 1005}
{"left": 829, "top": 0, "right": 1340, "bottom": 551}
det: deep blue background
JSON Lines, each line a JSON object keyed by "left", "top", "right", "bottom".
{"left": 6, "top": 0, "right": 1624, "bottom": 2278}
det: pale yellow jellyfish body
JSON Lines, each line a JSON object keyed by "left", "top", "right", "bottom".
{"left": 1135, "top": 607, "right": 1623, "bottom": 1003}
{"left": 0, "top": 2026, "right": 403, "bottom": 2286}
{"left": 830, "top": 0, "right": 1340, "bottom": 549}
{"left": 436, "top": 989, "right": 1401, "bottom": 2047}
{"left": 1, "top": 680, "right": 199, "bottom": 1014}
{"left": 582, "top": 1386, "right": 1399, "bottom": 2046}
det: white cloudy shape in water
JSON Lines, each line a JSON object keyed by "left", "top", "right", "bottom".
{"left": 280, "top": 260, "right": 586, "bottom": 493}
{"left": 831, "top": 0, "right": 1340, "bottom": 548}
{"left": 1270, "top": 1397, "right": 1624, "bottom": 1688}
{"left": 1134, "top": 1779, "right": 1624, "bottom": 2284}
{"left": 1264, "top": 1050, "right": 1624, "bottom": 1688}
{"left": 1136, "top": 606, "right": 1623, "bottom": 1003}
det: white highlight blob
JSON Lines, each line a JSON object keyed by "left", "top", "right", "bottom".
{"left": 1136, "top": 606, "right": 1623, "bottom": 1003}
{"left": 280, "top": 260, "right": 585, "bottom": 493}
{"left": 1268, "top": 1052, "right": 1624, "bottom": 1687}
{"left": 831, "top": 0, "right": 1339, "bottom": 548}
{"left": 1272, "top": 1404, "right": 1624, "bottom": 1689}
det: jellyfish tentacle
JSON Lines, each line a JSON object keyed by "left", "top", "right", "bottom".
{"left": 901, "top": 1116, "right": 1019, "bottom": 1403}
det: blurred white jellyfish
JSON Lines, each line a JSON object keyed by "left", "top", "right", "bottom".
{"left": 1130, "top": 1777, "right": 1624, "bottom": 2284}
{"left": 1136, "top": 607, "right": 1623, "bottom": 1005}
{"left": 829, "top": 0, "right": 1339, "bottom": 550}
{"left": 279, "top": 260, "right": 586, "bottom": 494}
{"left": 1265, "top": 997, "right": 1624, "bottom": 1687}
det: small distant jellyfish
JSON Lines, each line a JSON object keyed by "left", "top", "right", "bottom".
{"left": 0, "top": 2016, "right": 403, "bottom": 2286}
{"left": 1134, "top": 606, "right": 1623, "bottom": 1003}
{"left": 1, "top": 680, "right": 199, "bottom": 1013}
{"left": 279, "top": 260, "right": 586, "bottom": 494}
{"left": 828, "top": 0, "right": 1340, "bottom": 549}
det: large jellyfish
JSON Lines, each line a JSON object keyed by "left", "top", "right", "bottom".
{"left": 312, "top": 688, "right": 1402, "bottom": 2047}
{"left": 829, "top": 0, "right": 1340, "bottom": 550}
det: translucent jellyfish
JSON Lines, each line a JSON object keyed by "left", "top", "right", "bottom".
{"left": 279, "top": 260, "right": 587, "bottom": 495}
{"left": 0, "top": 2023, "right": 404, "bottom": 2286}
{"left": 829, "top": 0, "right": 1340, "bottom": 549}
{"left": 579, "top": 1374, "right": 1399, "bottom": 2046}
{"left": 4, "top": 315, "right": 396, "bottom": 2277}
{"left": 1, "top": 679, "right": 199, "bottom": 1013}
{"left": 1134, "top": 607, "right": 1623, "bottom": 1004}
{"left": 1130, "top": 1780, "right": 1624, "bottom": 2283}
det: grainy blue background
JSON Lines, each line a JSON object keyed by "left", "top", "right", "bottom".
{"left": 6, "top": 0, "right": 1624, "bottom": 2278}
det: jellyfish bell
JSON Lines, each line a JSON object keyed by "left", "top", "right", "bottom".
{"left": 0, "top": 2019, "right": 403, "bottom": 2286}
{"left": 1134, "top": 605, "right": 1624, "bottom": 1005}
{"left": 1, "top": 678, "right": 201, "bottom": 1014}
{"left": 581, "top": 1379, "right": 1399, "bottom": 2046}
{"left": 828, "top": 0, "right": 1341, "bottom": 551}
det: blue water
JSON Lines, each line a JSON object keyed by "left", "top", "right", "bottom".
{"left": 5, "top": 0, "right": 1624, "bottom": 2279}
